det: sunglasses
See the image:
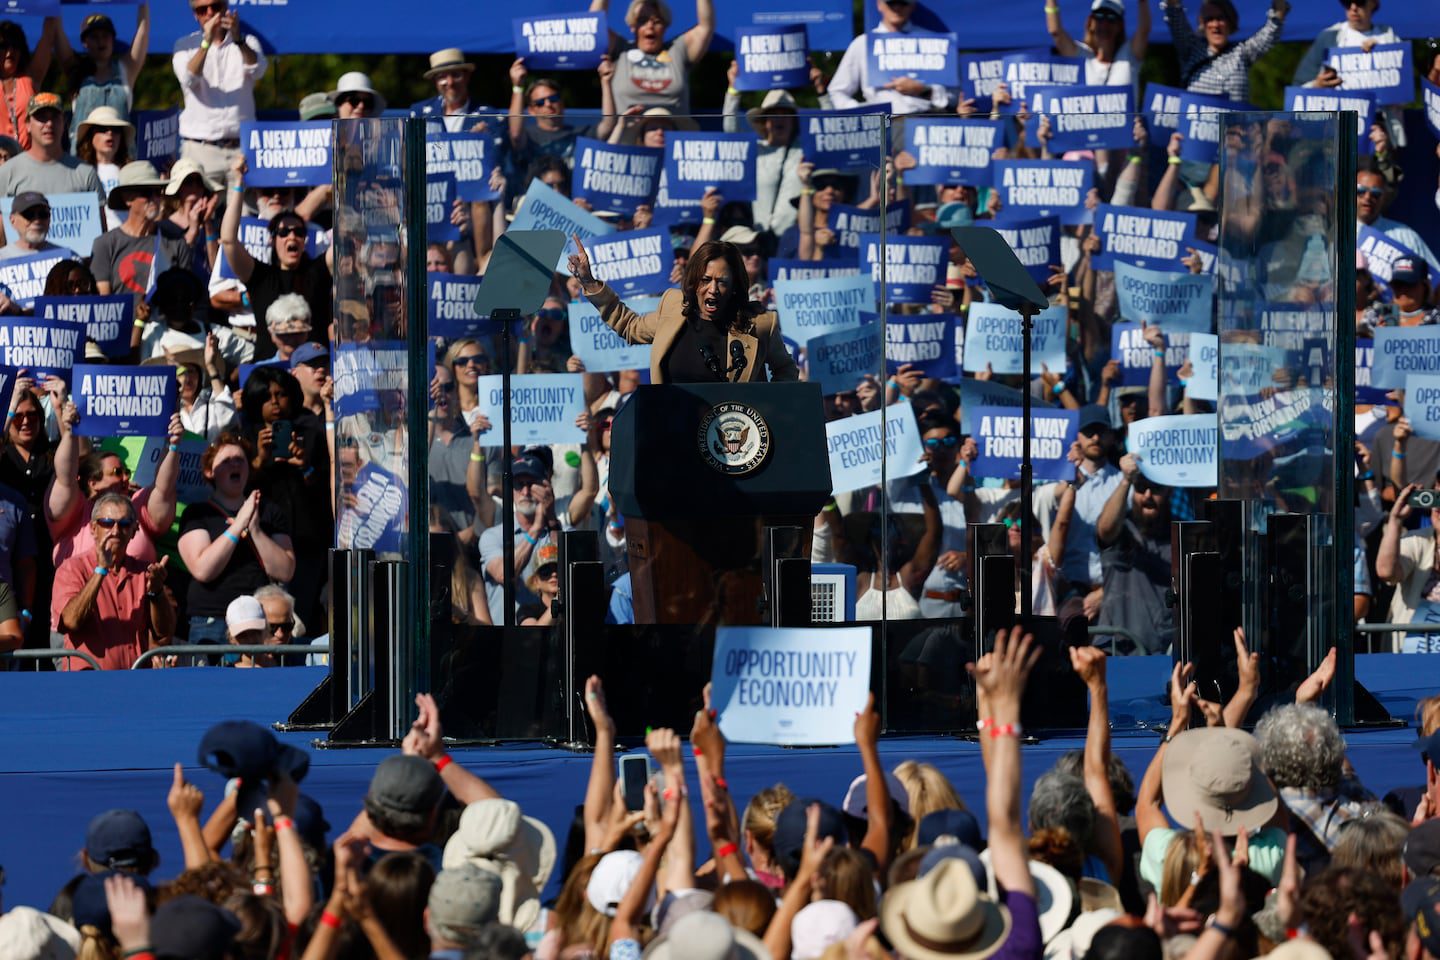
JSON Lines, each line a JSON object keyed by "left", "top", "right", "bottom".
{"left": 535, "top": 308, "right": 565, "bottom": 321}
{"left": 268, "top": 619, "right": 295, "bottom": 634}
{"left": 9, "top": 409, "right": 39, "bottom": 422}
{"left": 192, "top": 1, "right": 227, "bottom": 14}
{"left": 274, "top": 224, "right": 305, "bottom": 238}
{"left": 454, "top": 354, "right": 489, "bottom": 367}
{"left": 924, "top": 436, "right": 959, "bottom": 449}
{"left": 94, "top": 516, "right": 135, "bottom": 529}
{"left": 336, "top": 93, "right": 374, "bottom": 108}
{"left": 537, "top": 564, "right": 559, "bottom": 578}
{"left": 1092, "top": 9, "right": 1121, "bottom": 20}
{"left": 104, "top": 465, "right": 131, "bottom": 478}
{"left": 530, "top": 94, "right": 563, "bottom": 108}
{"left": 16, "top": 207, "right": 49, "bottom": 220}
{"left": 596, "top": 416, "right": 613, "bottom": 430}
{"left": 1132, "top": 478, "right": 1156, "bottom": 494}
{"left": 1356, "top": 185, "right": 1384, "bottom": 198}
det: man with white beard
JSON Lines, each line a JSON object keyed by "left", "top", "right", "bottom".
{"left": 478, "top": 447, "right": 598, "bottom": 625}
{"left": 0, "top": 192, "right": 69, "bottom": 261}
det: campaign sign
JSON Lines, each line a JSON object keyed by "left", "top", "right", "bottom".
{"left": 1143, "top": 83, "right": 1187, "bottom": 141}
{"left": 971, "top": 405, "right": 1078, "bottom": 482}
{"left": 867, "top": 29, "right": 957, "bottom": 87}
{"left": 426, "top": 132, "right": 498, "bottom": 202}
{"left": 509, "top": 179, "right": 616, "bottom": 271}
{"left": 0, "top": 193, "right": 102, "bottom": 258}
{"left": 1283, "top": 88, "right": 1377, "bottom": 154}
{"left": 1358, "top": 224, "right": 1440, "bottom": 290}
{"left": 1110, "top": 322, "right": 1185, "bottom": 387}
{"left": 958, "top": 51, "right": 1023, "bottom": 114}
{"left": 734, "top": 24, "right": 810, "bottom": 91}
{"left": 958, "top": 378, "right": 1025, "bottom": 434}
{"left": 1094, "top": 204, "right": 1195, "bottom": 272}
{"left": 809, "top": 324, "right": 882, "bottom": 396}
{"left": 1425, "top": 80, "right": 1440, "bottom": 141}
{"left": 333, "top": 342, "right": 407, "bottom": 418}
{"left": 34, "top": 296, "right": 133, "bottom": 359}
{"left": 1112, "top": 261, "right": 1213, "bottom": 332}
{"left": 241, "top": 122, "right": 332, "bottom": 187}
{"left": 1372, "top": 326, "right": 1440, "bottom": 389}
{"left": 1177, "top": 91, "right": 1248, "bottom": 164}
{"left": 885, "top": 313, "right": 956, "bottom": 381}
{"left": 476, "top": 373, "right": 586, "bottom": 446}
{"left": 1403, "top": 374, "right": 1440, "bottom": 441}
{"left": 0, "top": 249, "right": 72, "bottom": 309}
{"left": 1188, "top": 332, "right": 1218, "bottom": 402}
{"left": 339, "top": 461, "right": 407, "bottom": 555}
{"left": 663, "top": 132, "right": 759, "bottom": 202}
{"left": 512, "top": 13, "right": 605, "bottom": 70}
{"left": 1219, "top": 341, "right": 1289, "bottom": 397}
{"left": 825, "top": 403, "right": 926, "bottom": 494}
{"left": 0, "top": 0, "right": 59, "bottom": 15}
{"left": 573, "top": 137, "right": 662, "bottom": 212}
{"left": 132, "top": 434, "right": 210, "bottom": 506}
{"left": 427, "top": 273, "right": 489, "bottom": 339}
{"left": 1258, "top": 302, "right": 1327, "bottom": 354}
{"left": 73, "top": 364, "right": 177, "bottom": 438}
{"left": 1029, "top": 85, "right": 1135, "bottom": 152}
{"left": 901, "top": 118, "right": 1003, "bottom": 187}
{"left": 1000, "top": 52, "right": 1083, "bottom": 100}
{"left": 568, "top": 299, "right": 653, "bottom": 372}
{"left": 798, "top": 105, "right": 889, "bottom": 172}
{"left": 963, "top": 303, "right": 1067, "bottom": 375}
{"left": 830, "top": 203, "right": 909, "bottom": 250}
{"left": 650, "top": 169, "right": 704, "bottom": 227}
{"left": 425, "top": 172, "right": 461, "bottom": 244}
{"left": 711, "top": 626, "right": 871, "bottom": 746}
{"left": 586, "top": 228, "right": 674, "bottom": 298}
{"left": 769, "top": 259, "right": 862, "bottom": 284}
{"left": 133, "top": 108, "right": 180, "bottom": 166}
{"left": 993, "top": 160, "right": 1093, "bottom": 226}
{"left": 1324, "top": 43, "right": 1413, "bottom": 104}
{"left": 1126, "top": 414, "right": 1217, "bottom": 487}
{"left": 1356, "top": 338, "right": 1387, "bottom": 405}
{"left": 859, "top": 233, "right": 946, "bottom": 304}
{"left": 988, "top": 215, "right": 1060, "bottom": 288}
{"left": 774, "top": 273, "right": 872, "bottom": 347}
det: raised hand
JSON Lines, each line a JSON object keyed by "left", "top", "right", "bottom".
{"left": 167, "top": 761, "right": 204, "bottom": 820}
{"left": 145, "top": 555, "right": 169, "bottom": 593}
{"left": 967, "top": 625, "right": 1041, "bottom": 709}
{"left": 1295, "top": 647, "right": 1337, "bottom": 704}
{"left": 567, "top": 234, "right": 597, "bottom": 287}
{"left": 402, "top": 691, "right": 445, "bottom": 759}
{"left": 586, "top": 675, "right": 615, "bottom": 739}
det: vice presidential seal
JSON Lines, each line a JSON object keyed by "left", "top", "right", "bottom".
{"left": 698, "top": 402, "right": 771, "bottom": 475}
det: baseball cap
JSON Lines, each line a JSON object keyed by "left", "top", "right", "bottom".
{"left": 12, "top": 191, "right": 49, "bottom": 218}
{"left": 225, "top": 595, "right": 265, "bottom": 635}
{"left": 289, "top": 342, "right": 329, "bottom": 370}
{"left": 1091, "top": 0, "right": 1124, "bottom": 14}
{"left": 841, "top": 771, "right": 910, "bottom": 819}
{"left": 1392, "top": 257, "right": 1426, "bottom": 286}
{"left": 427, "top": 864, "right": 503, "bottom": 945}
{"left": 918, "top": 843, "right": 988, "bottom": 890}
{"left": 535, "top": 543, "right": 559, "bottom": 570}
{"left": 1403, "top": 877, "right": 1440, "bottom": 957}
{"left": 792, "top": 900, "right": 858, "bottom": 960}
{"left": 720, "top": 225, "right": 761, "bottom": 246}
{"left": 81, "top": 13, "right": 115, "bottom": 37}
{"left": 27, "top": 92, "right": 61, "bottom": 116}
{"left": 916, "top": 808, "right": 985, "bottom": 850}
{"left": 512, "top": 451, "right": 549, "bottom": 481}
{"left": 366, "top": 754, "right": 445, "bottom": 820}
{"left": 1405, "top": 820, "right": 1440, "bottom": 878}
{"left": 197, "top": 719, "right": 310, "bottom": 784}
{"left": 85, "top": 810, "right": 155, "bottom": 870}
{"left": 292, "top": 794, "right": 331, "bottom": 850}
{"left": 1415, "top": 728, "right": 1440, "bottom": 763}
{"left": 587, "top": 850, "right": 648, "bottom": 917}
{"left": 150, "top": 896, "right": 241, "bottom": 960}
{"left": 72, "top": 871, "right": 152, "bottom": 934}
{"left": 1077, "top": 403, "right": 1112, "bottom": 433}
{"left": 773, "top": 799, "right": 848, "bottom": 876}
{"left": 299, "top": 92, "right": 339, "bottom": 122}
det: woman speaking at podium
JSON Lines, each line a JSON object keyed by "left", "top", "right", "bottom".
{"left": 568, "top": 237, "right": 799, "bottom": 384}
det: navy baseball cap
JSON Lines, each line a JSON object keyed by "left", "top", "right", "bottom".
{"left": 289, "top": 342, "right": 329, "bottom": 369}
{"left": 85, "top": 810, "right": 155, "bottom": 869}
{"left": 1392, "top": 257, "right": 1427, "bottom": 286}
{"left": 1077, "top": 404, "right": 1112, "bottom": 433}
{"left": 12, "top": 191, "right": 48, "bottom": 218}
{"left": 918, "top": 843, "right": 988, "bottom": 890}
{"left": 1415, "top": 728, "right": 1440, "bottom": 764}
{"left": 512, "top": 452, "right": 548, "bottom": 481}
{"left": 293, "top": 794, "right": 332, "bottom": 850}
{"left": 198, "top": 720, "right": 309, "bottom": 783}
{"left": 772, "top": 799, "right": 848, "bottom": 876}
{"left": 916, "top": 808, "right": 985, "bottom": 850}
{"left": 151, "top": 895, "right": 242, "bottom": 960}
{"left": 72, "top": 871, "right": 153, "bottom": 932}
{"left": 1402, "top": 877, "right": 1440, "bottom": 956}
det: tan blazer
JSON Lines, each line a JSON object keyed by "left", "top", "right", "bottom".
{"left": 588, "top": 285, "right": 800, "bottom": 385}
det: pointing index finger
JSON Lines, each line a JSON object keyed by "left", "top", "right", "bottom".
{"left": 571, "top": 233, "right": 588, "bottom": 259}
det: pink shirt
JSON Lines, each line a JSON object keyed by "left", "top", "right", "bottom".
{"left": 50, "top": 488, "right": 161, "bottom": 629}
{"left": 53, "top": 549, "right": 151, "bottom": 670}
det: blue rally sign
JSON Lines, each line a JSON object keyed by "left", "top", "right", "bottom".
{"left": 733, "top": 24, "right": 810, "bottom": 91}
{"left": 73, "top": 364, "right": 178, "bottom": 438}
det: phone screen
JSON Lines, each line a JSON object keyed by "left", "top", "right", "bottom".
{"left": 271, "top": 419, "right": 293, "bottom": 452}
{"left": 619, "top": 755, "right": 649, "bottom": 811}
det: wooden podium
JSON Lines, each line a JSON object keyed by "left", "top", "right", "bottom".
{"left": 609, "top": 383, "right": 833, "bottom": 624}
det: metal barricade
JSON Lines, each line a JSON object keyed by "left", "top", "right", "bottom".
{"left": 1354, "top": 622, "right": 1440, "bottom": 654}
{"left": 1087, "top": 625, "right": 1146, "bottom": 652}
{"left": 2, "top": 648, "right": 103, "bottom": 671}
{"left": 131, "top": 644, "right": 324, "bottom": 670}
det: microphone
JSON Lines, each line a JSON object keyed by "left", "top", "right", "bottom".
{"left": 699, "top": 344, "right": 723, "bottom": 378}
{"left": 727, "top": 340, "right": 746, "bottom": 381}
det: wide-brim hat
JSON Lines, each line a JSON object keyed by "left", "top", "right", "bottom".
{"left": 1162, "top": 727, "right": 1278, "bottom": 836}
{"left": 142, "top": 347, "right": 206, "bottom": 371}
{"left": 76, "top": 105, "right": 135, "bottom": 156}
{"left": 644, "top": 911, "right": 772, "bottom": 960}
{"left": 978, "top": 851, "right": 1074, "bottom": 945}
{"left": 441, "top": 798, "right": 557, "bottom": 933}
{"left": 746, "top": 89, "right": 799, "bottom": 137}
{"left": 107, "top": 161, "right": 168, "bottom": 211}
{"left": 164, "top": 157, "right": 222, "bottom": 196}
{"left": 328, "top": 71, "right": 388, "bottom": 113}
{"left": 630, "top": 106, "right": 700, "bottom": 139}
{"left": 425, "top": 48, "right": 474, "bottom": 80}
{"left": 881, "top": 859, "right": 1011, "bottom": 960}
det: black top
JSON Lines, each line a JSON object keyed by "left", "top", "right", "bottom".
{"left": 661, "top": 314, "right": 729, "bottom": 384}
{"left": 180, "top": 500, "right": 291, "bottom": 618}
{"left": 246, "top": 256, "right": 334, "bottom": 361}
{"left": 244, "top": 412, "right": 333, "bottom": 551}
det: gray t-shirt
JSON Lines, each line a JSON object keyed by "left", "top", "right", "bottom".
{"left": 0, "top": 153, "right": 104, "bottom": 202}
{"left": 611, "top": 39, "right": 692, "bottom": 115}
{"left": 0, "top": 240, "right": 69, "bottom": 261}
{"left": 90, "top": 226, "right": 193, "bottom": 295}
{"left": 1098, "top": 517, "right": 1174, "bottom": 655}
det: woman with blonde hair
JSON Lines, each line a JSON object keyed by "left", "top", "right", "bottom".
{"left": 741, "top": 783, "right": 795, "bottom": 890}
{"left": 443, "top": 337, "right": 494, "bottom": 433}
{"left": 892, "top": 760, "right": 965, "bottom": 850}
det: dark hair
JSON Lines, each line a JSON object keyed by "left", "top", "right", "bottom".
{"left": 917, "top": 409, "right": 959, "bottom": 438}
{"left": 79, "top": 450, "right": 126, "bottom": 496}
{"left": 530, "top": 156, "right": 571, "bottom": 194}
{"left": 362, "top": 799, "right": 434, "bottom": 844}
{"left": 461, "top": 923, "right": 530, "bottom": 960}
{"left": 1083, "top": 924, "right": 1163, "bottom": 960}
{"left": 151, "top": 268, "right": 205, "bottom": 324}
{"left": 0, "top": 22, "right": 32, "bottom": 74}
{"left": 44, "top": 259, "right": 97, "bottom": 297}
{"left": 224, "top": 892, "right": 287, "bottom": 960}
{"left": 525, "top": 77, "right": 562, "bottom": 102}
{"left": 240, "top": 365, "right": 303, "bottom": 429}
{"left": 1299, "top": 866, "right": 1405, "bottom": 960}
{"left": 77, "top": 124, "right": 131, "bottom": 167}
{"left": 267, "top": 209, "right": 307, "bottom": 247}
{"left": 365, "top": 852, "right": 435, "bottom": 959}
{"left": 711, "top": 879, "right": 777, "bottom": 937}
{"left": 681, "top": 241, "right": 751, "bottom": 330}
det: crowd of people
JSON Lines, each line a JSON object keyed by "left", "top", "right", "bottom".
{"left": 3, "top": 644, "right": 1440, "bottom": 960}
{"left": 0, "top": 0, "right": 1432, "bottom": 667}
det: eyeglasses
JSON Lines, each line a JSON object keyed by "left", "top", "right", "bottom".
{"left": 274, "top": 224, "right": 305, "bottom": 238}
{"left": 454, "top": 354, "right": 489, "bottom": 367}
{"left": 1356, "top": 185, "right": 1384, "bottom": 198}
{"left": 268, "top": 619, "right": 295, "bottom": 634}
{"left": 192, "top": 1, "right": 227, "bottom": 15}
{"left": 530, "top": 94, "right": 563, "bottom": 108}
{"left": 924, "top": 436, "right": 959, "bottom": 449}
{"left": 94, "top": 516, "right": 135, "bottom": 529}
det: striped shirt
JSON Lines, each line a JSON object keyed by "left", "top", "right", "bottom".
{"left": 1163, "top": 0, "right": 1284, "bottom": 103}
